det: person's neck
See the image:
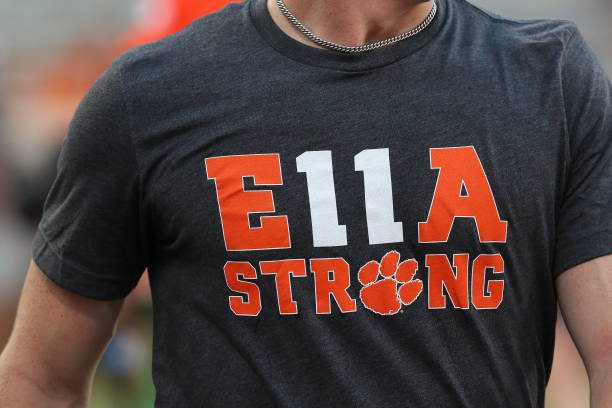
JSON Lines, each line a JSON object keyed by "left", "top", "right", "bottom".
{"left": 267, "top": 0, "right": 435, "bottom": 49}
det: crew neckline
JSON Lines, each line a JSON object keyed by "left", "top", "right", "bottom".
{"left": 248, "top": 0, "right": 448, "bottom": 72}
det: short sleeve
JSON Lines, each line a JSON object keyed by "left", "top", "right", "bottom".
{"left": 31, "top": 59, "right": 148, "bottom": 300}
{"left": 553, "top": 26, "right": 612, "bottom": 278}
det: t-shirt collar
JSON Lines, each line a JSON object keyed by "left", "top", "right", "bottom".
{"left": 248, "top": 0, "right": 448, "bottom": 71}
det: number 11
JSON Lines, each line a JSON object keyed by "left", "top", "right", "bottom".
{"left": 297, "top": 148, "right": 403, "bottom": 247}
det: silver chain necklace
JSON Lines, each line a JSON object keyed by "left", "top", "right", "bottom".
{"left": 275, "top": 0, "right": 438, "bottom": 53}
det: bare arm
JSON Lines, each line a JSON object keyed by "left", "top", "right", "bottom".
{"left": 556, "top": 254, "right": 612, "bottom": 408}
{"left": 0, "top": 260, "right": 123, "bottom": 407}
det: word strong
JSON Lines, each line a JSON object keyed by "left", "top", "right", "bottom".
{"left": 206, "top": 146, "right": 507, "bottom": 248}
{"left": 222, "top": 252, "right": 505, "bottom": 316}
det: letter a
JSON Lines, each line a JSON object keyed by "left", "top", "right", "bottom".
{"left": 419, "top": 146, "right": 507, "bottom": 243}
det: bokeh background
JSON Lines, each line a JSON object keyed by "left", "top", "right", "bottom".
{"left": 0, "top": 0, "right": 609, "bottom": 406}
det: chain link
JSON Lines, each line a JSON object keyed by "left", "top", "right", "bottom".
{"left": 275, "top": 0, "right": 438, "bottom": 53}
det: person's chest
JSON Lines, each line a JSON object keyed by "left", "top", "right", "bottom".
{"left": 134, "top": 60, "right": 566, "bottom": 318}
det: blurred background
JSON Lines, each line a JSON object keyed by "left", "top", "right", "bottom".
{"left": 0, "top": 0, "right": 609, "bottom": 406}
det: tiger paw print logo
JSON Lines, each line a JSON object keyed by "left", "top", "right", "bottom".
{"left": 358, "top": 251, "right": 423, "bottom": 315}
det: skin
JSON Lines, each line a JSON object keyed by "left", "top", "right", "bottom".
{"left": 556, "top": 255, "right": 612, "bottom": 408}
{"left": 0, "top": 261, "right": 122, "bottom": 407}
{"left": 268, "top": 0, "right": 434, "bottom": 48}
{"left": 0, "top": 2, "right": 610, "bottom": 406}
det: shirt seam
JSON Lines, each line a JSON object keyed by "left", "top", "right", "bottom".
{"left": 457, "top": 0, "right": 573, "bottom": 28}
{"left": 116, "top": 61, "right": 151, "bottom": 267}
{"left": 557, "top": 26, "right": 581, "bottom": 203}
{"left": 115, "top": 63, "right": 144, "bottom": 193}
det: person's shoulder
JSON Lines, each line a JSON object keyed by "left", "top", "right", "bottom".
{"left": 113, "top": 1, "right": 250, "bottom": 80}
{"left": 453, "top": 0, "right": 579, "bottom": 55}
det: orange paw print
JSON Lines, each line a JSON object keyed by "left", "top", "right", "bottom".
{"left": 358, "top": 251, "right": 423, "bottom": 315}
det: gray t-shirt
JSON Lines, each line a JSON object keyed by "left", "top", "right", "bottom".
{"left": 32, "top": 0, "right": 612, "bottom": 406}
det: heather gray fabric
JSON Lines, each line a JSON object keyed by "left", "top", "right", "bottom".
{"left": 32, "top": 0, "right": 611, "bottom": 406}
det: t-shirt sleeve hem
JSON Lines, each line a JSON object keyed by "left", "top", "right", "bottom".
{"left": 553, "top": 233, "right": 612, "bottom": 279}
{"left": 31, "top": 227, "right": 137, "bottom": 301}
